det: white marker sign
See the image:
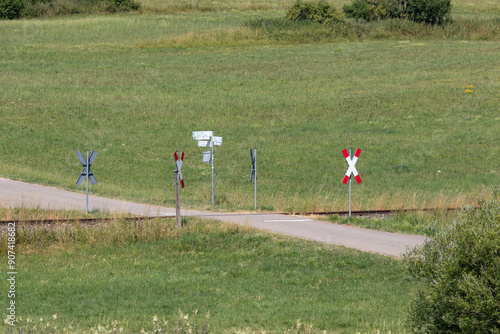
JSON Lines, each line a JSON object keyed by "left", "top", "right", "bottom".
{"left": 212, "top": 136, "right": 223, "bottom": 146}
{"left": 192, "top": 131, "right": 213, "bottom": 141}
{"left": 193, "top": 130, "right": 222, "bottom": 205}
{"left": 198, "top": 141, "right": 211, "bottom": 147}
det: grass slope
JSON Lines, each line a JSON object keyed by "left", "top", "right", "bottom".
{"left": 0, "top": 4, "right": 498, "bottom": 213}
{"left": 2, "top": 219, "right": 413, "bottom": 333}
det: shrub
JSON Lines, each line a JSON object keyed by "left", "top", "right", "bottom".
{"left": 404, "top": 192, "right": 500, "bottom": 333}
{"left": 343, "top": 0, "right": 451, "bottom": 24}
{"left": 343, "top": 0, "right": 391, "bottom": 22}
{"left": 405, "top": 0, "right": 451, "bottom": 25}
{"left": 286, "top": 0, "right": 344, "bottom": 24}
{"left": 106, "top": 0, "right": 140, "bottom": 13}
{"left": 2, "top": 0, "right": 140, "bottom": 19}
{"left": 0, "top": 0, "right": 24, "bottom": 19}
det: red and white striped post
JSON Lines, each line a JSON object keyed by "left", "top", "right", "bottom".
{"left": 342, "top": 148, "right": 362, "bottom": 217}
{"left": 174, "top": 151, "right": 185, "bottom": 228}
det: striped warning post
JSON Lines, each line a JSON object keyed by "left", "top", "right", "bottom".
{"left": 342, "top": 148, "right": 362, "bottom": 184}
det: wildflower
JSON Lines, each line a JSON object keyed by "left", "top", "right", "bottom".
{"left": 466, "top": 85, "right": 474, "bottom": 88}
{"left": 53, "top": 314, "right": 57, "bottom": 320}
{"left": 465, "top": 89, "right": 473, "bottom": 93}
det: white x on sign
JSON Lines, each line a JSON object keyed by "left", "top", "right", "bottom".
{"left": 342, "top": 148, "right": 362, "bottom": 184}
{"left": 174, "top": 151, "right": 185, "bottom": 188}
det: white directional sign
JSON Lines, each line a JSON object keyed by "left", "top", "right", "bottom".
{"left": 198, "top": 141, "right": 211, "bottom": 147}
{"left": 212, "top": 136, "right": 223, "bottom": 146}
{"left": 193, "top": 130, "right": 222, "bottom": 205}
{"left": 192, "top": 131, "right": 213, "bottom": 141}
{"left": 174, "top": 151, "right": 185, "bottom": 188}
{"left": 342, "top": 148, "right": 362, "bottom": 184}
{"left": 203, "top": 151, "right": 211, "bottom": 163}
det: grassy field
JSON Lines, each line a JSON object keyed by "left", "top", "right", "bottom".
{"left": 138, "top": 0, "right": 500, "bottom": 15}
{"left": 0, "top": 1, "right": 499, "bottom": 214}
{"left": 1, "top": 218, "right": 413, "bottom": 333}
{"left": 1, "top": 18, "right": 498, "bottom": 212}
{"left": 0, "top": 3, "right": 498, "bottom": 332}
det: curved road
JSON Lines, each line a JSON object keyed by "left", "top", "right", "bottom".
{"left": 0, "top": 177, "right": 427, "bottom": 258}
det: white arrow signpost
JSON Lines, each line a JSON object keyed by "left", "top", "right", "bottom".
{"left": 342, "top": 148, "right": 362, "bottom": 217}
{"left": 193, "top": 131, "right": 222, "bottom": 205}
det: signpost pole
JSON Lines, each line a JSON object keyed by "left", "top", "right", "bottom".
{"left": 193, "top": 131, "right": 219, "bottom": 206}
{"left": 211, "top": 135, "right": 214, "bottom": 205}
{"left": 349, "top": 148, "right": 352, "bottom": 218}
{"left": 86, "top": 150, "right": 89, "bottom": 214}
{"left": 174, "top": 169, "right": 181, "bottom": 228}
{"left": 254, "top": 149, "right": 257, "bottom": 210}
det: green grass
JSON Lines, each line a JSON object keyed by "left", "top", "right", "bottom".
{"left": 325, "top": 209, "right": 461, "bottom": 235}
{"left": 0, "top": 3, "right": 498, "bottom": 213}
{"left": 1, "top": 218, "right": 413, "bottom": 333}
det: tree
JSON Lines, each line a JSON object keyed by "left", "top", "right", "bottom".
{"left": 404, "top": 192, "right": 500, "bottom": 333}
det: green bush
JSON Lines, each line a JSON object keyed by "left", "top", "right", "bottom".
{"left": 405, "top": 0, "right": 451, "bottom": 25}
{"left": 404, "top": 193, "right": 500, "bottom": 333}
{"left": 1, "top": 0, "right": 140, "bottom": 19}
{"left": 106, "top": 0, "right": 140, "bottom": 13}
{"left": 286, "top": 0, "right": 344, "bottom": 24}
{"left": 343, "top": 0, "right": 451, "bottom": 24}
{"left": 343, "top": 0, "right": 390, "bottom": 21}
{"left": 0, "top": 0, "right": 24, "bottom": 19}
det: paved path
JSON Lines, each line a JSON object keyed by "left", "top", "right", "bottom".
{"left": 0, "top": 177, "right": 426, "bottom": 258}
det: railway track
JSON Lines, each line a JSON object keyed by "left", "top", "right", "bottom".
{"left": 0, "top": 207, "right": 463, "bottom": 225}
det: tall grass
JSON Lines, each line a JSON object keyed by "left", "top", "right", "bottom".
{"left": 1, "top": 217, "right": 414, "bottom": 333}
{"left": 242, "top": 17, "right": 500, "bottom": 43}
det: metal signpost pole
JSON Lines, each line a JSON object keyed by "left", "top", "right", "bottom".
{"left": 86, "top": 150, "right": 89, "bottom": 214}
{"left": 193, "top": 131, "right": 220, "bottom": 206}
{"left": 174, "top": 169, "right": 181, "bottom": 228}
{"left": 76, "top": 150, "right": 97, "bottom": 214}
{"left": 173, "top": 151, "right": 185, "bottom": 228}
{"left": 349, "top": 148, "right": 352, "bottom": 218}
{"left": 342, "top": 147, "right": 361, "bottom": 219}
{"left": 211, "top": 135, "right": 214, "bottom": 205}
{"left": 254, "top": 149, "right": 257, "bottom": 210}
{"left": 250, "top": 148, "right": 257, "bottom": 210}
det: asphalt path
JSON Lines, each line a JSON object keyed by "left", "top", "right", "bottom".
{"left": 0, "top": 177, "right": 427, "bottom": 258}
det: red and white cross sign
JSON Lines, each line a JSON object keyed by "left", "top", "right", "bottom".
{"left": 342, "top": 148, "right": 362, "bottom": 185}
{"left": 174, "top": 151, "right": 185, "bottom": 188}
